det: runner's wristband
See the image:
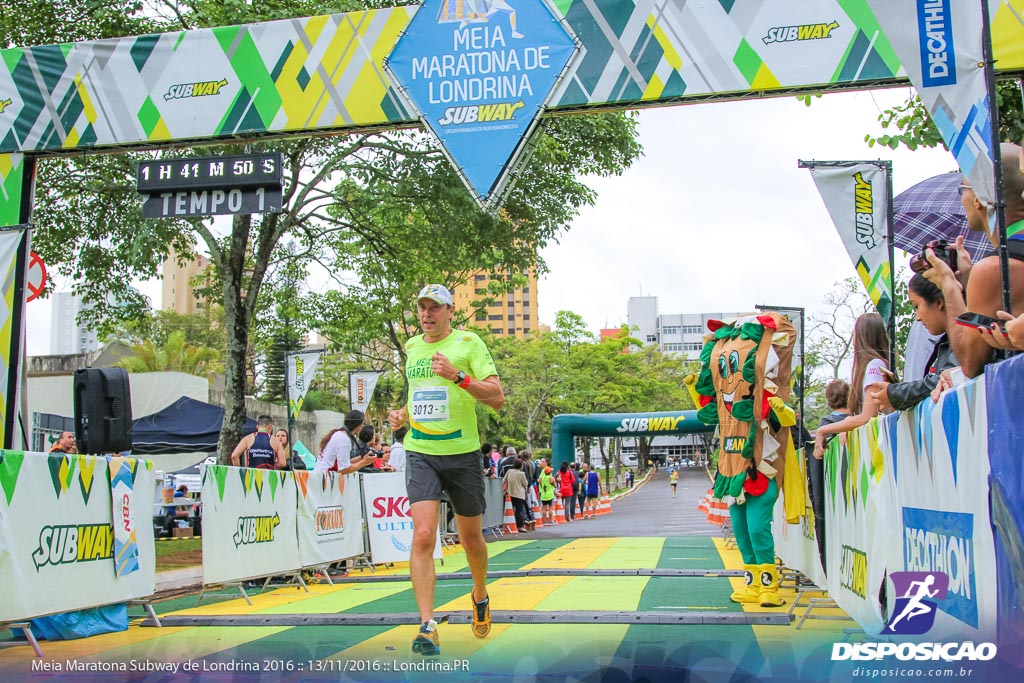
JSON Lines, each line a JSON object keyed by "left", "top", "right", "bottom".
{"left": 458, "top": 373, "right": 471, "bottom": 389}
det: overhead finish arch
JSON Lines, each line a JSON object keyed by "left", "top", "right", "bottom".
{"left": 1, "top": 1, "right": 1023, "bottom": 444}
{"left": 550, "top": 411, "right": 713, "bottom": 469}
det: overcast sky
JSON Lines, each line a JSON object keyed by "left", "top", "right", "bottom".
{"left": 26, "top": 87, "right": 957, "bottom": 356}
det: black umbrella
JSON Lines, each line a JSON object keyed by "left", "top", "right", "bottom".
{"left": 893, "top": 171, "right": 992, "bottom": 263}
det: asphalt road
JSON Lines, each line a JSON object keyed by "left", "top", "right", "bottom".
{"left": 524, "top": 466, "right": 722, "bottom": 538}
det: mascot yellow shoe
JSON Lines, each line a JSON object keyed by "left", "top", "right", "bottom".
{"left": 730, "top": 564, "right": 762, "bottom": 603}
{"left": 758, "top": 563, "right": 785, "bottom": 607}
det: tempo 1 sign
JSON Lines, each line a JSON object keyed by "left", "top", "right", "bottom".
{"left": 136, "top": 153, "right": 284, "bottom": 218}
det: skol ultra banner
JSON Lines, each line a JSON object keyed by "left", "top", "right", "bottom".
{"left": 0, "top": 451, "right": 155, "bottom": 622}
{"left": 822, "top": 418, "right": 895, "bottom": 635}
{"left": 867, "top": 0, "right": 1000, "bottom": 232}
{"left": 877, "top": 375, "right": 997, "bottom": 642}
{"left": 294, "top": 470, "right": 365, "bottom": 568}
{"left": 348, "top": 370, "right": 382, "bottom": 415}
{"left": 808, "top": 163, "right": 893, "bottom": 323}
{"left": 361, "top": 472, "right": 441, "bottom": 565}
{"left": 287, "top": 351, "right": 322, "bottom": 418}
{"left": 200, "top": 464, "right": 299, "bottom": 585}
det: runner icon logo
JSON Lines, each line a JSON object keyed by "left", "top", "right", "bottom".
{"left": 882, "top": 571, "right": 948, "bottom": 635}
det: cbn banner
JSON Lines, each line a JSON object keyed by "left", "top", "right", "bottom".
{"left": 0, "top": 452, "right": 155, "bottom": 623}
{"left": 879, "top": 376, "right": 996, "bottom": 642}
{"left": 866, "top": 0, "right": 998, "bottom": 230}
{"left": 287, "top": 351, "right": 322, "bottom": 418}
{"left": 361, "top": 472, "right": 441, "bottom": 565}
{"left": 200, "top": 464, "right": 299, "bottom": 585}
{"left": 808, "top": 163, "right": 892, "bottom": 322}
{"left": 294, "top": 470, "right": 365, "bottom": 568}
{"left": 822, "top": 419, "right": 895, "bottom": 634}
{"left": 348, "top": 370, "right": 383, "bottom": 416}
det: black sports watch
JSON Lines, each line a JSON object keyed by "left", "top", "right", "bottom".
{"left": 454, "top": 370, "right": 467, "bottom": 385}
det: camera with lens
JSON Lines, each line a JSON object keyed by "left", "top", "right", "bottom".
{"left": 910, "top": 239, "right": 957, "bottom": 274}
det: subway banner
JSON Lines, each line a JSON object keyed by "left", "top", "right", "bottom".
{"left": 773, "top": 462, "right": 826, "bottom": 589}
{"left": 0, "top": 452, "right": 155, "bottom": 623}
{"left": 294, "top": 470, "right": 365, "bottom": 568}
{"left": 878, "top": 376, "right": 997, "bottom": 643}
{"left": 361, "top": 473, "right": 441, "bottom": 566}
{"left": 807, "top": 163, "right": 893, "bottom": 323}
{"left": 200, "top": 465, "right": 299, "bottom": 585}
{"left": 821, "top": 419, "right": 895, "bottom": 634}
{"left": 2, "top": 1, "right": 1024, "bottom": 163}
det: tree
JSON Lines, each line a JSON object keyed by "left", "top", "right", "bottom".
{"left": 117, "top": 330, "right": 219, "bottom": 376}
{"left": 9, "top": 1, "right": 643, "bottom": 464}
{"left": 866, "top": 80, "right": 1023, "bottom": 151}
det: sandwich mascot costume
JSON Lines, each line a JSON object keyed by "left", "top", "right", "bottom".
{"left": 692, "top": 312, "right": 801, "bottom": 607}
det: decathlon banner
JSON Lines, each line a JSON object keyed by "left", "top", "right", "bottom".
{"left": 0, "top": 452, "right": 155, "bottom": 623}
{"left": 867, "top": 0, "right": 998, "bottom": 232}
{"left": 348, "top": 370, "right": 383, "bottom": 416}
{"left": 200, "top": 464, "right": 299, "bottom": 585}
{"left": 107, "top": 456, "right": 142, "bottom": 578}
{"left": 822, "top": 419, "right": 895, "bottom": 635}
{"left": 807, "top": 162, "right": 893, "bottom": 323}
{"left": 361, "top": 472, "right": 441, "bottom": 565}
{"left": 294, "top": 470, "right": 365, "bottom": 568}
{"left": 878, "top": 375, "right": 997, "bottom": 642}
{"left": 287, "top": 351, "right": 322, "bottom": 418}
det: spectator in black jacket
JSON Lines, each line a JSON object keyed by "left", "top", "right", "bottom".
{"left": 871, "top": 273, "right": 959, "bottom": 412}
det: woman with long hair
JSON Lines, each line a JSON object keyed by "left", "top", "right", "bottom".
{"left": 871, "top": 274, "right": 959, "bottom": 412}
{"left": 813, "top": 312, "right": 892, "bottom": 459}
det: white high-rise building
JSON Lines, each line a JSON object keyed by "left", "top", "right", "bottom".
{"left": 49, "top": 292, "right": 99, "bottom": 355}
{"left": 626, "top": 296, "right": 741, "bottom": 359}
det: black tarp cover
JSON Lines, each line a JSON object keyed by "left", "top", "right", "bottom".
{"left": 131, "top": 396, "right": 257, "bottom": 454}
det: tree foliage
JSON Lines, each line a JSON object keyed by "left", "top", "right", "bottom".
{"left": 117, "top": 330, "right": 219, "bottom": 376}
{"left": 6, "top": 1, "right": 643, "bottom": 463}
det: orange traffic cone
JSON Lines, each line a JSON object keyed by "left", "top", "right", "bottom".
{"left": 502, "top": 495, "right": 518, "bottom": 534}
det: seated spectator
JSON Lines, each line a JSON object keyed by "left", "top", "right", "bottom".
{"left": 923, "top": 142, "right": 1024, "bottom": 378}
{"left": 871, "top": 274, "right": 960, "bottom": 412}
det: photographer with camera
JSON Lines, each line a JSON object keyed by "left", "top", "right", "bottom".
{"left": 922, "top": 142, "right": 1024, "bottom": 379}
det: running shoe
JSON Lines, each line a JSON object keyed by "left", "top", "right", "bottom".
{"left": 412, "top": 619, "right": 440, "bottom": 656}
{"left": 471, "top": 593, "right": 491, "bottom": 638}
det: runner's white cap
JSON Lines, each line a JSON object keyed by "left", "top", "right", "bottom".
{"left": 417, "top": 284, "right": 454, "bottom": 306}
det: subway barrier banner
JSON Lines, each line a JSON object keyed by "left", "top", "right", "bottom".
{"left": 879, "top": 375, "right": 996, "bottom": 642}
{"left": 983, "top": 353, "right": 1024, "bottom": 663}
{"left": 361, "top": 472, "right": 441, "bottom": 565}
{"left": 822, "top": 418, "right": 894, "bottom": 634}
{"left": 287, "top": 351, "right": 322, "bottom": 418}
{"left": 807, "top": 163, "right": 893, "bottom": 322}
{"left": 0, "top": 452, "right": 155, "bottom": 622}
{"left": 294, "top": 470, "right": 365, "bottom": 568}
{"left": 201, "top": 464, "right": 299, "bottom": 585}
{"left": 107, "top": 456, "right": 142, "bottom": 578}
{"left": 348, "top": 370, "right": 382, "bottom": 416}
{"left": 867, "top": 0, "right": 999, "bottom": 234}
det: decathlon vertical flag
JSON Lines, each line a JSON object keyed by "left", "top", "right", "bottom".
{"left": 868, "top": 0, "right": 998, "bottom": 231}
{"left": 348, "top": 370, "right": 382, "bottom": 415}
{"left": 808, "top": 163, "right": 893, "bottom": 322}
{"left": 287, "top": 351, "right": 322, "bottom": 418}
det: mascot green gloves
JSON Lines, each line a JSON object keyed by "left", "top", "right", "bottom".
{"left": 695, "top": 313, "right": 796, "bottom": 607}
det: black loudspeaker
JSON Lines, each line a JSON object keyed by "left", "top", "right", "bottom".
{"left": 73, "top": 368, "right": 133, "bottom": 454}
